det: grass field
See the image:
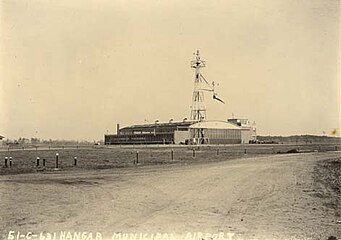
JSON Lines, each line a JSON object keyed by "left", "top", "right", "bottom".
{"left": 0, "top": 143, "right": 340, "bottom": 175}
{"left": 0, "top": 151, "right": 340, "bottom": 239}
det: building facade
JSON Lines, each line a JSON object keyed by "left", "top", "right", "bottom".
{"left": 227, "top": 118, "right": 257, "bottom": 144}
{"left": 105, "top": 119, "right": 256, "bottom": 145}
{"left": 104, "top": 121, "right": 194, "bottom": 145}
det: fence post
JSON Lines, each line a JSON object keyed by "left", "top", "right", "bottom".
{"left": 244, "top": 148, "right": 247, "bottom": 154}
{"left": 74, "top": 157, "right": 77, "bottom": 166}
{"left": 4, "top": 157, "right": 8, "bottom": 167}
{"left": 9, "top": 157, "right": 12, "bottom": 167}
{"left": 136, "top": 151, "right": 139, "bottom": 164}
{"left": 192, "top": 148, "right": 196, "bottom": 158}
{"left": 36, "top": 157, "right": 40, "bottom": 167}
{"left": 55, "top": 153, "right": 59, "bottom": 168}
{"left": 171, "top": 149, "right": 174, "bottom": 160}
{"left": 43, "top": 158, "right": 46, "bottom": 167}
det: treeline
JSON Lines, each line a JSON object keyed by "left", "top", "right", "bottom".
{"left": 257, "top": 135, "right": 341, "bottom": 144}
{"left": 3, "top": 138, "right": 102, "bottom": 146}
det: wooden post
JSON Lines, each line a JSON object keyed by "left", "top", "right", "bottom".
{"left": 4, "top": 157, "right": 8, "bottom": 167}
{"left": 55, "top": 153, "right": 59, "bottom": 168}
{"left": 244, "top": 148, "right": 247, "bottom": 154}
{"left": 136, "top": 151, "right": 139, "bottom": 164}
{"left": 43, "top": 159, "right": 46, "bottom": 167}
{"left": 192, "top": 148, "right": 195, "bottom": 158}
{"left": 171, "top": 149, "right": 174, "bottom": 160}
{"left": 74, "top": 157, "right": 77, "bottom": 166}
{"left": 36, "top": 157, "right": 40, "bottom": 167}
{"left": 9, "top": 157, "right": 12, "bottom": 167}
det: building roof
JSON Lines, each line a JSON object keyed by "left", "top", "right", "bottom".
{"left": 120, "top": 121, "right": 197, "bottom": 131}
{"left": 189, "top": 121, "right": 242, "bottom": 130}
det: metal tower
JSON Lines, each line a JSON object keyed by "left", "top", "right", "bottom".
{"left": 190, "top": 50, "right": 207, "bottom": 121}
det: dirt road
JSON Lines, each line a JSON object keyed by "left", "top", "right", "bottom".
{"left": 1, "top": 152, "right": 340, "bottom": 240}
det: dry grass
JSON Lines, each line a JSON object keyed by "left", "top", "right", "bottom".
{"left": 0, "top": 143, "right": 339, "bottom": 175}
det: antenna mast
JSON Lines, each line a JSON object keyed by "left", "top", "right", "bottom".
{"left": 190, "top": 50, "right": 206, "bottom": 121}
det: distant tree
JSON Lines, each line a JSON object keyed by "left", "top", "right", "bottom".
{"left": 30, "top": 138, "right": 40, "bottom": 144}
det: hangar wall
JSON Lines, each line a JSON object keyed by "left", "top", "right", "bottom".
{"left": 105, "top": 120, "right": 256, "bottom": 145}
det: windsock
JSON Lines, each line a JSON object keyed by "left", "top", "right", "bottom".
{"left": 213, "top": 93, "right": 225, "bottom": 104}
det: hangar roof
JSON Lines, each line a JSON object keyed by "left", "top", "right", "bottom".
{"left": 189, "top": 121, "right": 241, "bottom": 130}
{"left": 121, "top": 121, "right": 197, "bottom": 131}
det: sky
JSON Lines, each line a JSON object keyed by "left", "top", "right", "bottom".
{"left": 0, "top": 0, "right": 340, "bottom": 141}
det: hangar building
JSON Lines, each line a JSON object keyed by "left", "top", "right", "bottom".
{"left": 104, "top": 119, "right": 254, "bottom": 145}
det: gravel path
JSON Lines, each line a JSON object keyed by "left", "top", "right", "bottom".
{"left": 1, "top": 152, "right": 340, "bottom": 240}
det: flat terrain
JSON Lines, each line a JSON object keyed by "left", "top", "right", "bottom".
{"left": 0, "top": 151, "right": 340, "bottom": 240}
{"left": 0, "top": 143, "right": 339, "bottom": 174}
